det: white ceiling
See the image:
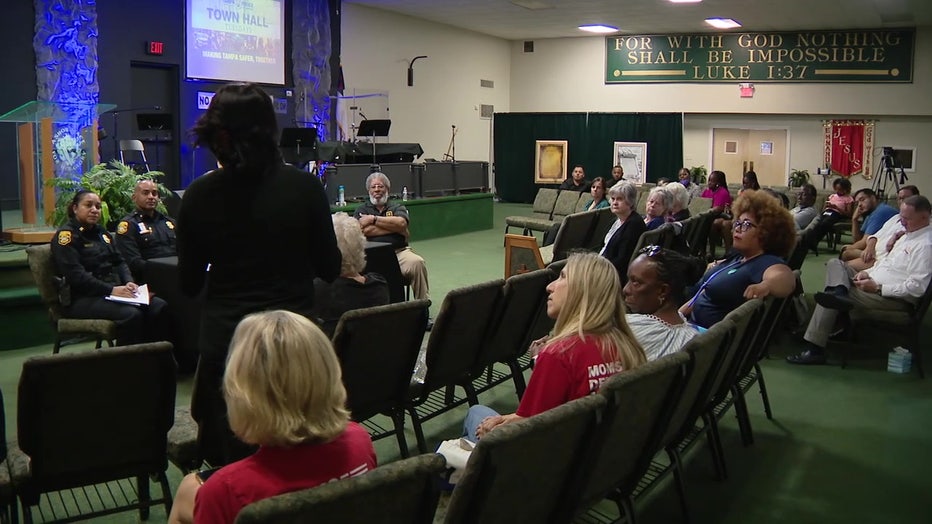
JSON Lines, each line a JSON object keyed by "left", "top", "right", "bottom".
{"left": 345, "top": 0, "right": 932, "bottom": 40}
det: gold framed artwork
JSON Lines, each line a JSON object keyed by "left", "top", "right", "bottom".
{"left": 613, "top": 141, "right": 648, "bottom": 185}
{"left": 535, "top": 140, "right": 568, "bottom": 184}
{"left": 504, "top": 234, "right": 544, "bottom": 278}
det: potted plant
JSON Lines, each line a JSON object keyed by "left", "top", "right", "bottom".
{"left": 689, "top": 165, "right": 708, "bottom": 185}
{"left": 46, "top": 160, "right": 170, "bottom": 229}
{"left": 789, "top": 168, "right": 810, "bottom": 188}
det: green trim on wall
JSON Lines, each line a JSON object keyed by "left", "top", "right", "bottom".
{"left": 332, "top": 192, "right": 493, "bottom": 241}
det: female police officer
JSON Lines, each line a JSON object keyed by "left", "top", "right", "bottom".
{"left": 51, "top": 190, "right": 172, "bottom": 346}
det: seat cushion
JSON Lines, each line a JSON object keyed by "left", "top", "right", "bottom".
{"left": 58, "top": 318, "right": 117, "bottom": 337}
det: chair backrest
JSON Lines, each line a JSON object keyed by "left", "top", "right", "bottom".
{"left": 630, "top": 224, "right": 675, "bottom": 264}
{"left": 688, "top": 196, "right": 713, "bottom": 215}
{"left": 660, "top": 318, "right": 736, "bottom": 448}
{"left": 445, "top": 394, "right": 606, "bottom": 524}
{"left": 25, "top": 244, "right": 63, "bottom": 323}
{"left": 550, "top": 210, "right": 598, "bottom": 262}
{"left": 504, "top": 234, "right": 544, "bottom": 278}
{"left": 16, "top": 342, "right": 176, "bottom": 492}
{"left": 235, "top": 453, "right": 447, "bottom": 524}
{"left": 474, "top": 269, "right": 554, "bottom": 374}
{"left": 563, "top": 352, "right": 690, "bottom": 516}
{"left": 574, "top": 194, "right": 592, "bottom": 213}
{"left": 787, "top": 236, "right": 808, "bottom": 270}
{"left": 913, "top": 277, "right": 932, "bottom": 322}
{"left": 420, "top": 280, "right": 504, "bottom": 394}
{"left": 531, "top": 188, "right": 559, "bottom": 214}
{"left": 552, "top": 190, "right": 583, "bottom": 219}
{"left": 332, "top": 300, "right": 430, "bottom": 421}
{"left": 587, "top": 207, "right": 617, "bottom": 251}
{"left": 687, "top": 211, "right": 716, "bottom": 258}
{"left": 119, "top": 139, "right": 145, "bottom": 152}
{"left": 705, "top": 299, "right": 766, "bottom": 404}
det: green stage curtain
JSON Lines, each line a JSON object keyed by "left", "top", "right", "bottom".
{"left": 494, "top": 113, "right": 683, "bottom": 203}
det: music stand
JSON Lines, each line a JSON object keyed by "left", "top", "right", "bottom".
{"left": 279, "top": 127, "right": 319, "bottom": 169}
{"left": 136, "top": 113, "right": 173, "bottom": 171}
{"left": 356, "top": 119, "right": 391, "bottom": 164}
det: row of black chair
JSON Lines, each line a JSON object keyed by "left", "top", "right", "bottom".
{"left": 331, "top": 266, "right": 559, "bottom": 457}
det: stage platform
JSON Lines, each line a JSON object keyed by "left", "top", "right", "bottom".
{"left": 332, "top": 192, "right": 494, "bottom": 241}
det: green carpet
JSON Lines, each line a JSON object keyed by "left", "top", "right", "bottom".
{"left": 1, "top": 201, "right": 930, "bottom": 523}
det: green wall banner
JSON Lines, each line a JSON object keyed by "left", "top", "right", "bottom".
{"left": 605, "top": 28, "right": 914, "bottom": 83}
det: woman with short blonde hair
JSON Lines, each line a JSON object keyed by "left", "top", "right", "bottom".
{"left": 169, "top": 311, "right": 377, "bottom": 524}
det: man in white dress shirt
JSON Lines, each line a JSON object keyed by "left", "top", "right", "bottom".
{"left": 787, "top": 195, "right": 932, "bottom": 365}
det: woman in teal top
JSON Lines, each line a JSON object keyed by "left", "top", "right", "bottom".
{"left": 584, "top": 177, "right": 610, "bottom": 211}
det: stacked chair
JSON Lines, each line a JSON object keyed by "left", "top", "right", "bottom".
{"left": 504, "top": 188, "right": 559, "bottom": 236}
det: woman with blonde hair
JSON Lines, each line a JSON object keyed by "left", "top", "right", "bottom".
{"left": 169, "top": 310, "right": 377, "bottom": 524}
{"left": 464, "top": 252, "right": 646, "bottom": 441}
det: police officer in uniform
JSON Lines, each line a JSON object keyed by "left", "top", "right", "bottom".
{"left": 115, "top": 179, "right": 176, "bottom": 283}
{"left": 51, "top": 190, "right": 172, "bottom": 347}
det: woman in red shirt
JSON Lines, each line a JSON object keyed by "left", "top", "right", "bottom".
{"left": 464, "top": 252, "right": 646, "bottom": 441}
{"left": 168, "top": 310, "right": 377, "bottom": 524}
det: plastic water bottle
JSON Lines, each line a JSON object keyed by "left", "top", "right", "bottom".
{"left": 338, "top": 185, "right": 345, "bottom": 206}
{"left": 402, "top": 186, "right": 409, "bottom": 201}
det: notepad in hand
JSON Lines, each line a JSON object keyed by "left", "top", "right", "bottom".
{"left": 105, "top": 284, "right": 150, "bottom": 306}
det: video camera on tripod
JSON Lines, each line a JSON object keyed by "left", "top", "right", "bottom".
{"left": 872, "top": 146, "right": 908, "bottom": 200}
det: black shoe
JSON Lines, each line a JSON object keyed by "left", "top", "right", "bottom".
{"left": 786, "top": 348, "right": 827, "bottom": 365}
{"left": 815, "top": 292, "right": 854, "bottom": 311}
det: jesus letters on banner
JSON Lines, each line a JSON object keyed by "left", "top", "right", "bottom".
{"left": 823, "top": 120, "right": 875, "bottom": 179}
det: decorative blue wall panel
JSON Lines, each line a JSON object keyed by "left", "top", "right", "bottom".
{"left": 292, "top": 0, "right": 332, "bottom": 142}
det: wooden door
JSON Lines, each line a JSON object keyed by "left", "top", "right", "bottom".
{"left": 712, "top": 128, "right": 788, "bottom": 187}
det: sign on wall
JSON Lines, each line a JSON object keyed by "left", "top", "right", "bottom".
{"left": 605, "top": 28, "right": 914, "bottom": 83}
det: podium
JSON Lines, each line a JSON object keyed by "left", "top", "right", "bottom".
{"left": 0, "top": 101, "right": 114, "bottom": 241}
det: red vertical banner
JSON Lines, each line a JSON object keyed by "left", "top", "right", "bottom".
{"left": 823, "top": 120, "right": 875, "bottom": 179}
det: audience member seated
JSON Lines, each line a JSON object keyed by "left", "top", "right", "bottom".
{"left": 682, "top": 190, "right": 796, "bottom": 328}
{"left": 115, "top": 179, "right": 177, "bottom": 283}
{"left": 840, "top": 186, "right": 919, "bottom": 271}
{"left": 51, "top": 190, "right": 172, "bottom": 346}
{"left": 841, "top": 187, "right": 908, "bottom": 264}
{"left": 790, "top": 183, "right": 819, "bottom": 231}
{"left": 644, "top": 186, "right": 673, "bottom": 230}
{"left": 624, "top": 246, "right": 705, "bottom": 361}
{"left": 787, "top": 195, "right": 932, "bottom": 365}
{"left": 678, "top": 167, "right": 703, "bottom": 203}
{"left": 600, "top": 181, "right": 647, "bottom": 285}
{"left": 354, "top": 172, "right": 429, "bottom": 300}
{"left": 761, "top": 187, "right": 790, "bottom": 209}
{"left": 313, "top": 213, "right": 390, "bottom": 337}
{"left": 703, "top": 170, "right": 734, "bottom": 258}
{"left": 740, "top": 170, "right": 761, "bottom": 195}
{"left": 801, "top": 177, "right": 854, "bottom": 250}
{"left": 169, "top": 310, "right": 377, "bottom": 524}
{"left": 559, "top": 165, "right": 590, "bottom": 192}
{"left": 584, "top": 177, "right": 610, "bottom": 211}
{"left": 462, "top": 252, "right": 645, "bottom": 442}
{"left": 666, "top": 182, "right": 691, "bottom": 221}
{"left": 610, "top": 165, "right": 625, "bottom": 186}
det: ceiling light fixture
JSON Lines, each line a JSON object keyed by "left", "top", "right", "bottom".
{"left": 579, "top": 24, "right": 619, "bottom": 34}
{"left": 669, "top": 0, "right": 702, "bottom": 3}
{"left": 704, "top": 18, "right": 741, "bottom": 29}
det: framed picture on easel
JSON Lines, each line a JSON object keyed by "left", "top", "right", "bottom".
{"left": 613, "top": 142, "right": 648, "bottom": 185}
{"left": 535, "top": 140, "right": 568, "bottom": 184}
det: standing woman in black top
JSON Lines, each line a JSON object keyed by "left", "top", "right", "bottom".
{"left": 178, "top": 82, "right": 341, "bottom": 465}
{"left": 51, "top": 190, "right": 171, "bottom": 346}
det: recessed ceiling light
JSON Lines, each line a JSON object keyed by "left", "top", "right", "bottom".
{"left": 705, "top": 18, "right": 742, "bottom": 29}
{"left": 669, "top": 0, "right": 702, "bottom": 3}
{"left": 579, "top": 24, "right": 619, "bottom": 34}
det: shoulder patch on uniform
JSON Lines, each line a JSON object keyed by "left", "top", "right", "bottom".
{"left": 102, "top": 234, "right": 112, "bottom": 244}
{"left": 166, "top": 221, "right": 175, "bottom": 229}
{"left": 386, "top": 211, "right": 394, "bottom": 217}
{"left": 117, "top": 221, "right": 129, "bottom": 234}
{"left": 57, "top": 231, "right": 72, "bottom": 245}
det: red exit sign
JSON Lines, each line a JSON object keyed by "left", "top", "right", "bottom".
{"left": 146, "top": 41, "right": 164, "bottom": 56}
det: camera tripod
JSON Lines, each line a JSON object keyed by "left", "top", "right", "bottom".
{"left": 871, "top": 149, "right": 908, "bottom": 201}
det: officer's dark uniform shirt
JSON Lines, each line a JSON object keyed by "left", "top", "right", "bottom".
{"left": 115, "top": 210, "right": 177, "bottom": 281}
{"left": 353, "top": 201, "right": 410, "bottom": 250}
{"left": 51, "top": 218, "right": 132, "bottom": 298}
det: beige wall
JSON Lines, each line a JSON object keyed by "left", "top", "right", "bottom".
{"left": 341, "top": 4, "right": 511, "bottom": 164}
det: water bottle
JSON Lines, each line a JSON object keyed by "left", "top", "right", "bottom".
{"left": 402, "top": 186, "right": 409, "bottom": 201}
{"left": 338, "top": 185, "right": 345, "bottom": 206}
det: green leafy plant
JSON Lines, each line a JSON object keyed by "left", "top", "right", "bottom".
{"left": 45, "top": 160, "right": 170, "bottom": 229}
{"left": 789, "top": 168, "right": 810, "bottom": 188}
{"left": 689, "top": 165, "right": 708, "bottom": 185}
